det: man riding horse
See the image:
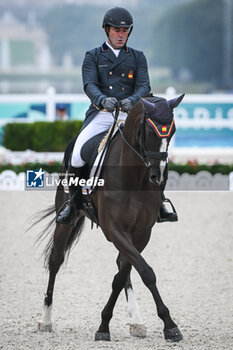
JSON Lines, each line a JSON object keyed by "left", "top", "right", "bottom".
{"left": 56, "top": 7, "right": 177, "bottom": 224}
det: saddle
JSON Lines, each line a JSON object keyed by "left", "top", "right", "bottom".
{"left": 64, "top": 124, "right": 123, "bottom": 228}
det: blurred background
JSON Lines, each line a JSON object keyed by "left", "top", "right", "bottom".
{"left": 0, "top": 0, "right": 232, "bottom": 94}
{"left": 0, "top": 0, "right": 233, "bottom": 191}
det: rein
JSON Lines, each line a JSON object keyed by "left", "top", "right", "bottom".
{"left": 117, "top": 123, "right": 146, "bottom": 164}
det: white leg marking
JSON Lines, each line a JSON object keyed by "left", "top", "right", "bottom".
{"left": 127, "top": 287, "right": 143, "bottom": 324}
{"left": 40, "top": 304, "right": 52, "bottom": 324}
{"left": 38, "top": 304, "right": 53, "bottom": 332}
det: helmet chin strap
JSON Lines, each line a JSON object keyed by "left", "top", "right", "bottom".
{"left": 105, "top": 26, "right": 115, "bottom": 48}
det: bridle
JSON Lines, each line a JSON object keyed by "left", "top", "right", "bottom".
{"left": 138, "top": 112, "right": 168, "bottom": 166}
{"left": 114, "top": 104, "right": 170, "bottom": 168}
{"left": 91, "top": 100, "right": 176, "bottom": 189}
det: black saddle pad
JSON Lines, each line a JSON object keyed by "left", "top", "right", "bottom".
{"left": 64, "top": 135, "right": 78, "bottom": 170}
{"left": 63, "top": 131, "right": 107, "bottom": 171}
{"left": 80, "top": 131, "right": 108, "bottom": 170}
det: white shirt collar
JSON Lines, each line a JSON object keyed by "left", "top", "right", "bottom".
{"left": 106, "top": 41, "right": 121, "bottom": 57}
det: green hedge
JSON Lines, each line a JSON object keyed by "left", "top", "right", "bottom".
{"left": 0, "top": 162, "right": 62, "bottom": 174}
{"left": 3, "top": 120, "right": 83, "bottom": 151}
{"left": 169, "top": 162, "right": 233, "bottom": 175}
{"left": 1, "top": 162, "right": 233, "bottom": 175}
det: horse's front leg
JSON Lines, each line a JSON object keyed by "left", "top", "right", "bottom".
{"left": 116, "top": 253, "right": 146, "bottom": 338}
{"left": 110, "top": 227, "right": 183, "bottom": 343}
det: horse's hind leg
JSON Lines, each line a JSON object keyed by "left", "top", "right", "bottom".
{"left": 116, "top": 253, "right": 146, "bottom": 338}
{"left": 38, "top": 224, "right": 71, "bottom": 332}
{"left": 95, "top": 261, "right": 131, "bottom": 341}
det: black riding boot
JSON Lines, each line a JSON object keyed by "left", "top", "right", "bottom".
{"left": 157, "top": 177, "right": 178, "bottom": 223}
{"left": 56, "top": 165, "right": 83, "bottom": 224}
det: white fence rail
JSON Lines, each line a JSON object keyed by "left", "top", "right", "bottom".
{"left": 0, "top": 87, "right": 89, "bottom": 125}
{"left": 0, "top": 87, "right": 233, "bottom": 128}
{"left": 174, "top": 94, "right": 233, "bottom": 129}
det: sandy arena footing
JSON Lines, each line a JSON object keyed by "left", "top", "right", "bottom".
{"left": 0, "top": 191, "right": 233, "bottom": 350}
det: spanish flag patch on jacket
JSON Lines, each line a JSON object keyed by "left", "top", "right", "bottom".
{"left": 128, "top": 70, "right": 133, "bottom": 79}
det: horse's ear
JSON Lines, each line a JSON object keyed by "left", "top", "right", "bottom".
{"left": 140, "top": 97, "right": 155, "bottom": 114}
{"left": 169, "top": 93, "right": 185, "bottom": 109}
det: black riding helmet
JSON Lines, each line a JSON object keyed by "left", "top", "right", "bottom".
{"left": 103, "top": 7, "right": 133, "bottom": 37}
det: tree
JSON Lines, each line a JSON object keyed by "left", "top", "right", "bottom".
{"left": 153, "top": 0, "right": 232, "bottom": 85}
{"left": 41, "top": 5, "right": 106, "bottom": 65}
{"left": 41, "top": 2, "right": 187, "bottom": 66}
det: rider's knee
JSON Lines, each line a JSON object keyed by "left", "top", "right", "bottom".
{"left": 71, "top": 153, "right": 85, "bottom": 168}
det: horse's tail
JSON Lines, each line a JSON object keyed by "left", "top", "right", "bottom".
{"left": 31, "top": 194, "right": 86, "bottom": 269}
{"left": 29, "top": 204, "right": 56, "bottom": 247}
{"left": 61, "top": 215, "right": 85, "bottom": 265}
{"left": 30, "top": 159, "right": 86, "bottom": 269}
{"left": 28, "top": 204, "right": 56, "bottom": 267}
{"left": 40, "top": 215, "right": 85, "bottom": 270}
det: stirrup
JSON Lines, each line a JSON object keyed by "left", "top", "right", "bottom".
{"left": 163, "top": 197, "right": 177, "bottom": 214}
{"left": 157, "top": 198, "right": 178, "bottom": 223}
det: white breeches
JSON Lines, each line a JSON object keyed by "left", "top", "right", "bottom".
{"left": 71, "top": 110, "right": 127, "bottom": 167}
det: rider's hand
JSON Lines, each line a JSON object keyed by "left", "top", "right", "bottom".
{"left": 101, "top": 97, "right": 118, "bottom": 112}
{"left": 119, "top": 98, "right": 134, "bottom": 113}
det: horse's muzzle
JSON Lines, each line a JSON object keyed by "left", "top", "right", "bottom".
{"left": 149, "top": 166, "right": 164, "bottom": 186}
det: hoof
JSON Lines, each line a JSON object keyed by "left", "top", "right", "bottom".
{"left": 130, "top": 324, "right": 147, "bottom": 338}
{"left": 38, "top": 322, "right": 53, "bottom": 332}
{"left": 95, "top": 331, "right": 111, "bottom": 341}
{"left": 164, "top": 327, "right": 183, "bottom": 342}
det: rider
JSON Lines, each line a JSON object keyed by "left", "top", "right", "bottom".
{"left": 56, "top": 7, "right": 177, "bottom": 224}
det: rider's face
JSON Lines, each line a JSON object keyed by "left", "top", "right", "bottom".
{"left": 106, "top": 26, "right": 129, "bottom": 49}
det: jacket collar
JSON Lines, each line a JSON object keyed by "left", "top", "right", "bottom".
{"left": 101, "top": 42, "right": 130, "bottom": 67}
{"left": 101, "top": 42, "right": 129, "bottom": 53}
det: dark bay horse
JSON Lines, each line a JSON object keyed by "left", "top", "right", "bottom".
{"left": 37, "top": 94, "right": 184, "bottom": 342}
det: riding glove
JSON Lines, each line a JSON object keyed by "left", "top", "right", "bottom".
{"left": 120, "top": 98, "right": 134, "bottom": 113}
{"left": 101, "top": 97, "right": 118, "bottom": 112}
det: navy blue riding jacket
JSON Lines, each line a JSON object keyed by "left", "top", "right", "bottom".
{"left": 82, "top": 42, "right": 151, "bottom": 127}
